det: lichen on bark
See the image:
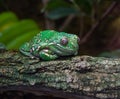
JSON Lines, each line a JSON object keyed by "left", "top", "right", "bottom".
{"left": 0, "top": 51, "right": 120, "bottom": 99}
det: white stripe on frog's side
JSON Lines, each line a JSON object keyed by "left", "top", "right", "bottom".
{"left": 49, "top": 43, "right": 78, "bottom": 56}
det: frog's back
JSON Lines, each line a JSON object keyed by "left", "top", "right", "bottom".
{"left": 39, "top": 30, "right": 58, "bottom": 41}
{"left": 30, "top": 30, "right": 72, "bottom": 45}
{"left": 29, "top": 30, "right": 58, "bottom": 45}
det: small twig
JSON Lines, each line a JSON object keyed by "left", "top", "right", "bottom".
{"left": 79, "top": 15, "right": 84, "bottom": 37}
{"left": 59, "top": 14, "right": 75, "bottom": 31}
{"left": 80, "top": 1, "right": 118, "bottom": 44}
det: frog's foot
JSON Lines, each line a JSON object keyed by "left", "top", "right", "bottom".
{"left": 19, "top": 49, "right": 35, "bottom": 59}
{"left": 19, "top": 42, "right": 35, "bottom": 58}
{"left": 39, "top": 49, "right": 58, "bottom": 61}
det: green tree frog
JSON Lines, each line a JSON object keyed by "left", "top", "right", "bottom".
{"left": 19, "top": 30, "right": 80, "bottom": 60}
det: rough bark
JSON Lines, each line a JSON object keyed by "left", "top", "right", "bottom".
{"left": 0, "top": 51, "right": 120, "bottom": 99}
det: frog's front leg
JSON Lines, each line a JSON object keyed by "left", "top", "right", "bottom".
{"left": 39, "top": 49, "right": 58, "bottom": 61}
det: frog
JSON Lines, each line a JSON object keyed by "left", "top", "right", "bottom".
{"left": 19, "top": 30, "right": 80, "bottom": 61}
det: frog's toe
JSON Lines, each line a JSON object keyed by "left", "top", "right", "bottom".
{"left": 39, "top": 51, "right": 58, "bottom": 61}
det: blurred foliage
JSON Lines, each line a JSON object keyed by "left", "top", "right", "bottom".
{"left": 43, "top": 0, "right": 103, "bottom": 20}
{"left": 99, "top": 49, "right": 120, "bottom": 58}
{"left": 0, "top": 0, "right": 119, "bottom": 57}
{"left": 111, "top": 17, "right": 120, "bottom": 30}
{"left": 0, "top": 43, "right": 6, "bottom": 51}
{"left": 0, "top": 12, "right": 40, "bottom": 49}
{"left": 99, "top": 16, "right": 120, "bottom": 58}
{"left": 43, "top": 0, "right": 120, "bottom": 57}
{"left": 43, "top": 0, "right": 79, "bottom": 19}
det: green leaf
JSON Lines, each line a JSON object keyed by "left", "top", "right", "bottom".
{"left": 46, "top": 7, "right": 79, "bottom": 20}
{"left": 0, "top": 19, "right": 39, "bottom": 44}
{"left": 43, "top": 0, "right": 72, "bottom": 11}
{"left": 7, "top": 30, "right": 40, "bottom": 49}
{"left": 73, "top": 0, "right": 92, "bottom": 15}
{"left": 0, "top": 12, "right": 19, "bottom": 31}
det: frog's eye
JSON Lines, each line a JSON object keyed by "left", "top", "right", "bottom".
{"left": 60, "top": 37, "right": 68, "bottom": 45}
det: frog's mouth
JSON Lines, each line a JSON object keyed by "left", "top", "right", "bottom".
{"left": 50, "top": 43, "right": 78, "bottom": 56}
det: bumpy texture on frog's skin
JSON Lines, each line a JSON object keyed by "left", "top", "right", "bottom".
{"left": 19, "top": 30, "right": 79, "bottom": 60}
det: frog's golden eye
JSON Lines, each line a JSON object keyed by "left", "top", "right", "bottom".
{"left": 60, "top": 37, "right": 68, "bottom": 45}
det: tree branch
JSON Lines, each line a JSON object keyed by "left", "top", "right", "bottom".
{"left": 0, "top": 51, "right": 120, "bottom": 99}
{"left": 80, "top": 1, "right": 118, "bottom": 44}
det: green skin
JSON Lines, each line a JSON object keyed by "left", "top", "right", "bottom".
{"left": 19, "top": 30, "right": 79, "bottom": 61}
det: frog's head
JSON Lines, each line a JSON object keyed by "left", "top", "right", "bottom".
{"left": 49, "top": 31, "right": 80, "bottom": 56}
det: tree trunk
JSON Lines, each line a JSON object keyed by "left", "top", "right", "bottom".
{"left": 0, "top": 51, "right": 120, "bottom": 99}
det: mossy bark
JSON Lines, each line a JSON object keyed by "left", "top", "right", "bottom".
{"left": 0, "top": 51, "right": 120, "bottom": 99}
